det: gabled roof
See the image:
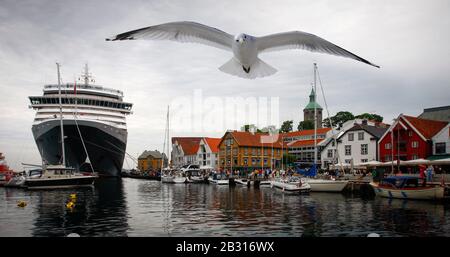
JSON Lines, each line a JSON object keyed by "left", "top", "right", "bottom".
{"left": 138, "top": 150, "right": 164, "bottom": 159}
{"left": 287, "top": 139, "right": 324, "bottom": 147}
{"left": 224, "top": 131, "right": 284, "bottom": 148}
{"left": 378, "top": 114, "right": 449, "bottom": 143}
{"left": 172, "top": 137, "right": 202, "bottom": 155}
{"left": 345, "top": 124, "right": 388, "bottom": 139}
{"left": 403, "top": 115, "right": 448, "bottom": 140}
{"left": 281, "top": 128, "right": 331, "bottom": 138}
{"left": 204, "top": 137, "right": 221, "bottom": 153}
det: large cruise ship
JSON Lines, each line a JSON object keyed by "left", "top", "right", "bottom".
{"left": 28, "top": 65, "right": 133, "bottom": 177}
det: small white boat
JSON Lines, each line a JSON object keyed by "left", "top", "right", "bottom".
{"left": 271, "top": 177, "right": 310, "bottom": 193}
{"left": 304, "top": 178, "right": 349, "bottom": 192}
{"left": 235, "top": 178, "right": 252, "bottom": 186}
{"left": 370, "top": 176, "right": 445, "bottom": 200}
{"left": 161, "top": 170, "right": 187, "bottom": 184}
{"left": 208, "top": 175, "right": 229, "bottom": 185}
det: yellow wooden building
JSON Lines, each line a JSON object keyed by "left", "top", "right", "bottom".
{"left": 218, "top": 131, "right": 287, "bottom": 171}
{"left": 138, "top": 150, "right": 167, "bottom": 171}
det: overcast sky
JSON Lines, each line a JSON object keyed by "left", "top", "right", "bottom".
{"left": 1, "top": 0, "right": 449, "bottom": 170}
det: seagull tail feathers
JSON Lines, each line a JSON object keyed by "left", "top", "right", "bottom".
{"left": 219, "top": 57, "right": 277, "bottom": 79}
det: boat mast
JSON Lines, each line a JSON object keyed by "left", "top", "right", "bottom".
{"left": 56, "top": 63, "right": 66, "bottom": 166}
{"left": 167, "top": 105, "right": 170, "bottom": 169}
{"left": 313, "top": 63, "right": 318, "bottom": 172}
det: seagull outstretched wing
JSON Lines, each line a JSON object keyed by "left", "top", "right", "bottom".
{"left": 256, "top": 31, "right": 380, "bottom": 68}
{"left": 106, "top": 21, "right": 234, "bottom": 51}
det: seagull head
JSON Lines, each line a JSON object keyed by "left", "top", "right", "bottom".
{"left": 234, "top": 33, "right": 249, "bottom": 44}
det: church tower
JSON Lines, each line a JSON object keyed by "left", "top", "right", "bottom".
{"left": 303, "top": 87, "right": 323, "bottom": 128}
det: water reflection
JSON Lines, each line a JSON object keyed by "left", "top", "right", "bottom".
{"left": 29, "top": 178, "right": 129, "bottom": 237}
{"left": 1, "top": 178, "right": 450, "bottom": 237}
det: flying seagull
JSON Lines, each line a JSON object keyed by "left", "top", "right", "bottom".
{"left": 106, "top": 21, "right": 380, "bottom": 79}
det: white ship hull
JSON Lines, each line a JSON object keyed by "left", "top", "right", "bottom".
{"left": 305, "top": 179, "right": 349, "bottom": 192}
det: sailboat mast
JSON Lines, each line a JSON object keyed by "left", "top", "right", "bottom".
{"left": 167, "top": 105, "right": 170, "bottom": 168}
{"left": 313, "top": 63, "right": 318, "bottom": 169}
{"left": 56, "top": 63, "right": 66, "bottom": 166}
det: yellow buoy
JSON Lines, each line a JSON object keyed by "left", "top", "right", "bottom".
{"left": 70, "top": 194, "right": 77, "bottom": 199}
{"left": 17, "top": 201, "right": 27, "bottom": 207}
{"left": 66, "top": 201, "right": 75, "bottom": 209}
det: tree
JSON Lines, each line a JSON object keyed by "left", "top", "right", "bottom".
{"left": 298, "top": 120, "right": 314, "bottom": 131}
{"left": 355, "top": 113, "right": 383, "bottom": 122}
{"left": 280, "top": 120, "right": 293, "bottom": 133}
{"left": 323, "top": 111, "right": 355, "bottom": 128}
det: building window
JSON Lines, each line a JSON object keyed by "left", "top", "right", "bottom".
{"left": 411, "top": 155, "right": 419, "bottom": 160}
{"left": 385, "top": 143, "right": 391, "bottom": 149}
{"left": 385, "top": 155, "right": 392, "bottom": 161}
{"left": 345, "top": 159, "right": 352, "bottom": 164}
{"left": 251, "top": 158, "right": 256, "bottom": 165}
{"left": 408, "top": 131, "right": 413, "bottom": 137}
{"left": 348, "top": 133, "right": 354, "bottom": 141}
{"left": 436, "top": 143, "right": 446, "bottom": 154}
{"left": 358, "top": 132, "right": 364, "bottom": 141}
{"left": 361, "top": 144, "right": 368, "bottom": 155}
{"left": 327, "top": 149, "right": 333, "bottom": 158}
{"left": 332, "top": 141, "right": 335, "bottom": 147}
{"left": 244, "top": 147, "right": 248, "bottom": 155}
{"left": 361, "top": 159, "right": 368, "bottom": 163}
{"left": 412, "top": 141, "right": 419, "bottom": 148}
{"left": 345, "top": 145, "right": 351, "bottom": 156}
{"left": 264, "top": 149, "right": 268, "bottom": 155}
{"left": 244, "top": 158, "right": 248, "bottom": 165}
{"left": 264, "top": 158, "right": 268, "bottom": 164}
{"left": 252, "top": 148, "right": 257, "bottom": 155}
{"left": 207, "top": 153, "right": 210, "bottom": 158}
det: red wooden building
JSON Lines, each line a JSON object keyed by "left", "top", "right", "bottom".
{"left": 378, "top": 114, "right": 448, "bottom": 163}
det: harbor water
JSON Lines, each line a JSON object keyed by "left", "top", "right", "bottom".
{"left": 1, "top": 178, "right": 449, "bottom": 237}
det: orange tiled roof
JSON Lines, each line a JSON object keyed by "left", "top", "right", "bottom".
{"left": 172, "top": 137, "right": 202, "bottom": 155}
{"left": 281, "top": 127, "right": 331, "bottom": 137}
{"left": 204, "top": 137, "right": 221, "bottom": 153}
{"left": 403, "top": 115, "right": 448, "bottom": 139}
{"left": 287, "top": 138, "right": 324, "bottom": 147}
{"left": 228, "top": 131, "right": 284, "bottom": 148}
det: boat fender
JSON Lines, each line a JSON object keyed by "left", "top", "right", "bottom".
{"left": 367, "top": 233, "right": 380, "bottom": 237}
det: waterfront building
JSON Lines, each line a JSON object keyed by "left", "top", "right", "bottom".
{"left": 418, "top": 105, "right": 450, "bottom": 122}
{"left": 218, "top": 131, "right": 286, "bottom": 171}
{"left": 171, "top": 137, "right": 221, "bottom": 168}
{"left": 281, "top": 128, "right": 330, "bottom": 166}
{"left": 197, "top": 138, "right": 221, "bottom": 168}
{"left": 138, "top": 150, "right": 166, "bottom": 171}
{"left": 378, "top": 114, "right": 449, "bottom": 164}
{"left": 320, "top": 119, "right": 388, "bottom": 169}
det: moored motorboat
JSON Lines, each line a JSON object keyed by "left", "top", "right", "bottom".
{"left": 25, "top": 165, "right": 96, "bottom": 189}
{"left": 271, "top": 177, "right": 310, "bottom": 193}
{"left": 304, "top": 178, "right": 349, "bottom": 192}
{"left": 161, "top": 170, "right": 187, "bottom": 184}
{"left": 4, "top": 172, "right": 26, "bottom": 188}
{"left": 370, "top": 176, "right": 445, "bottom": 200}
{"left": 208, "top": 174, "right": 229, "bottom": 185}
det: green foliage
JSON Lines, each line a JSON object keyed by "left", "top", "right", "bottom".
{"left": 298, "top": 120, "right": 314, "bottom": 130}
{"left": 280, "top": 120, "right": 293, "bottom": 133}
{"left": 355, "top": 113, "right": 383, "bottom": 122}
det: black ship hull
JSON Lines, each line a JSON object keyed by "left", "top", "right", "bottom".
{"left": 32, "top": 120, "right": 127, "bottom": 177}
{"left": 25, "top": 176, "right": 95, "bottom": 189}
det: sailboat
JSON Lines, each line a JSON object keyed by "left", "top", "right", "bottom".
{"left": 302, "top": 63, "right": 349, "bottom": 192}
{"left": 25, "top": 63, "right": 97, "bottom": 189}
{"left": 160, "top": 106, "right": 187, "bottom": 184}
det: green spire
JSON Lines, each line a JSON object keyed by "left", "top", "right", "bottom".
{"left": 304, "top": 87, "right": 322, "bottom": 110}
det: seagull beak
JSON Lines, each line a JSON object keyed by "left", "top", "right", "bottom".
{"left": 239, "top": 38, "right": 243, "bottom": 44}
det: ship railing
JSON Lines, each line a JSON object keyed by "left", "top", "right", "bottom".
{"left": 44, "top": 84, "right": 123, "bottom": 96}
